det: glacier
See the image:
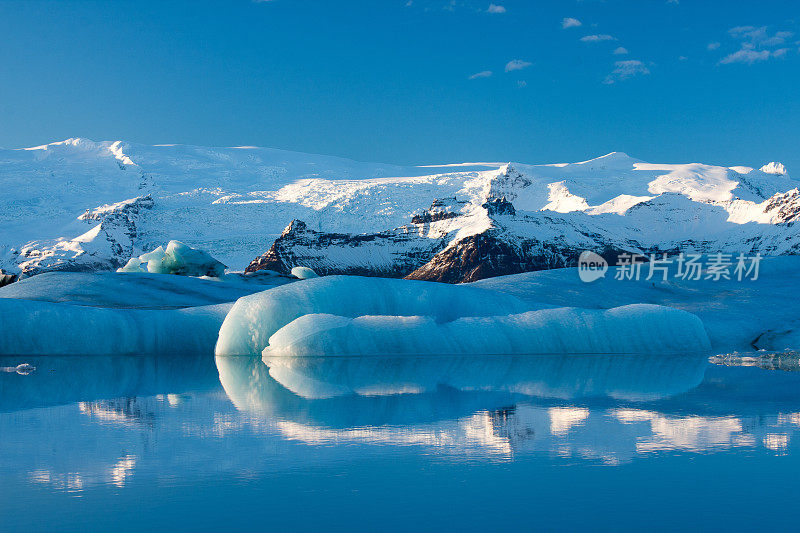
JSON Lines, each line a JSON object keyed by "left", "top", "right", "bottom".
{"left": 291, "top": 266, "right": 319, "bottom": 279}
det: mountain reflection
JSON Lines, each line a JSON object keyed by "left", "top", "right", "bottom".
{"left": 2, "top": 352, "right": 800, "bottom": 494}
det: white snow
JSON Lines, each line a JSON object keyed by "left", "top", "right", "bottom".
{"left": 760, "top": 162, "right": 788, "bottom": 175}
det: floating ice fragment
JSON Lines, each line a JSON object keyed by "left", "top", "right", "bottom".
{"left": 0, "top": 363, "right": 36, "bottom": 375}
{"left": 291, "top": 266, "right": 319, "bottom": 280}
{"left": 117, "top": 241, "right": 226, "bottom": 277}
{"left": 117, "top": 257, "right": 147, "bottom": 273}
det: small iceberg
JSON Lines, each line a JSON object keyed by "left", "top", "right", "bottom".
{"left": 118, "top": 240, "right": 226, "bottom": 277}
{"left": 291, "top": 266, "right": 319, "bottom": 280}
{"left": 0, "top": 363, "right": 35, "bottom": 375}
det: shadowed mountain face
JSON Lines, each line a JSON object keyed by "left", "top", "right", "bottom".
{"left": 2, "top": 139, "right": 798, "bottom": 282}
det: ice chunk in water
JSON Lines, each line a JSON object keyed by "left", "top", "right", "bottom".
{"left": 214, "top": 276, "right": 530, "bottom": 356}
{"left": 118, "top": 241, "right": 226, "bottom": 277}
{"left": 263, "top": 304, "right": 711, "bottom": 358}
{"left": 291, "top": 266, "right": 319, "bottom": 279}
{"left": 0, "top": 363, "right": 36, "bottom": 375}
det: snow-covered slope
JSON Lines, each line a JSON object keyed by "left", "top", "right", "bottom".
{"left": 1, "top": 138, "right": 796, "bottom": 282}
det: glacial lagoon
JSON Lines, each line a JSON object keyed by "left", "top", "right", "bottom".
{"left": 2, "top": 351, "right": 799, "bottom": 532}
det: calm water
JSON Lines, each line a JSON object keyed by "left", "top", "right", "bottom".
{"left": 2, "top": 352, "right": 800, "bottom": 532}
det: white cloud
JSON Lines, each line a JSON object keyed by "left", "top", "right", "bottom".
{"left": 562, "top": 17, "right": 582, "bottom": 29}
{"left": 718, "top": 26, "right": 795, "bottom": 65}
{"left": 581, "top": 34, "right": 616, "bottom": 43}
{"left": 505, "top": 59, "right": 532, "bottom": 72}
{"left": 469, "top": 70, "right": 493, "bottom": 79}
{"left": 487, "top": 4, "right": 506, "bottom": 13}
{"left": 613, "top": 47, "right": 628, "bottom": 55}
{"left": 728, "top": 26, "right": 793, "bottom": 47}
{"left": 719, "top": 47, "right": 770, "bottom": 65}
{"left": 762, "top": 31, "right": 793, "bottom": 47}
{"left": 603, "top": 60, "right": 650, "bottom": 84}
{"left": 708, "top": 26, "right": 794, "bottom": 65}
{"left": 517, "top": 80, "right": 528, "bottom": 88}
{"left": 728, "top": 25, "right": 757, "bottom": 37}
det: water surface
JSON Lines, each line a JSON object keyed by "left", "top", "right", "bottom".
{"left": 2, "top": 352, "right": 799, "bottom": 532}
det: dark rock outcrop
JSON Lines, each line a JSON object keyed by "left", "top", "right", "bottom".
{"left": 410, "top": 197, "right": 465, "bottom": 224}
{"left": 245, "top": 219, "right": 445, "bottom": 277}
{"left": 0, "top": 272, "right": 17, "bottom": 287}
{"left": 482, "top": 196, "right": 516, "bottom": 217}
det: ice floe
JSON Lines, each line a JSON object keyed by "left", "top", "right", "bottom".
{"left": 215, "top": 276, "right": 530, "bottom": 356}
{"left": 0, "top": 269, "right": 294, "bottom": 355}
{"left": 0, "top": 298, "right": 231, "bottom": 356}
{"left": 263, "top": 304, "right": 710, "bottom": 358}
{"left": 0, "top": 270, "right": 292, "bottom": 309}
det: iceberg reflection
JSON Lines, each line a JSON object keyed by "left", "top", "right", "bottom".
{"left": 0, "top": 354, "right": 220, "bottom": 412}
{"left": 215, "top": 353, "right": 800, "bottom": 464}
{"left": 260, "top": 353, "right": 708, "bottom": 402}
{"left": 216, "top": 353, "right": 707, "bottom": 432}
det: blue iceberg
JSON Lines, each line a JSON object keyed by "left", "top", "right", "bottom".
{"left": 216, "top": 276, "right": 710, "bottom": 357}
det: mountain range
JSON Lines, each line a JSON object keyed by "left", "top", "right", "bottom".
{"left": 2, "top": 138, "right": 797, "bottom": 282}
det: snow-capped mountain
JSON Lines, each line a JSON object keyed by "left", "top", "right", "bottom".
{"left": 1, "top": 138, "right": 797, "bottom": 282}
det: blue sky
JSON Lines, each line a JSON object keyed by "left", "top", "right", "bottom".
{"left": 1, "top": 0, "right": 798, "bottom": 170}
